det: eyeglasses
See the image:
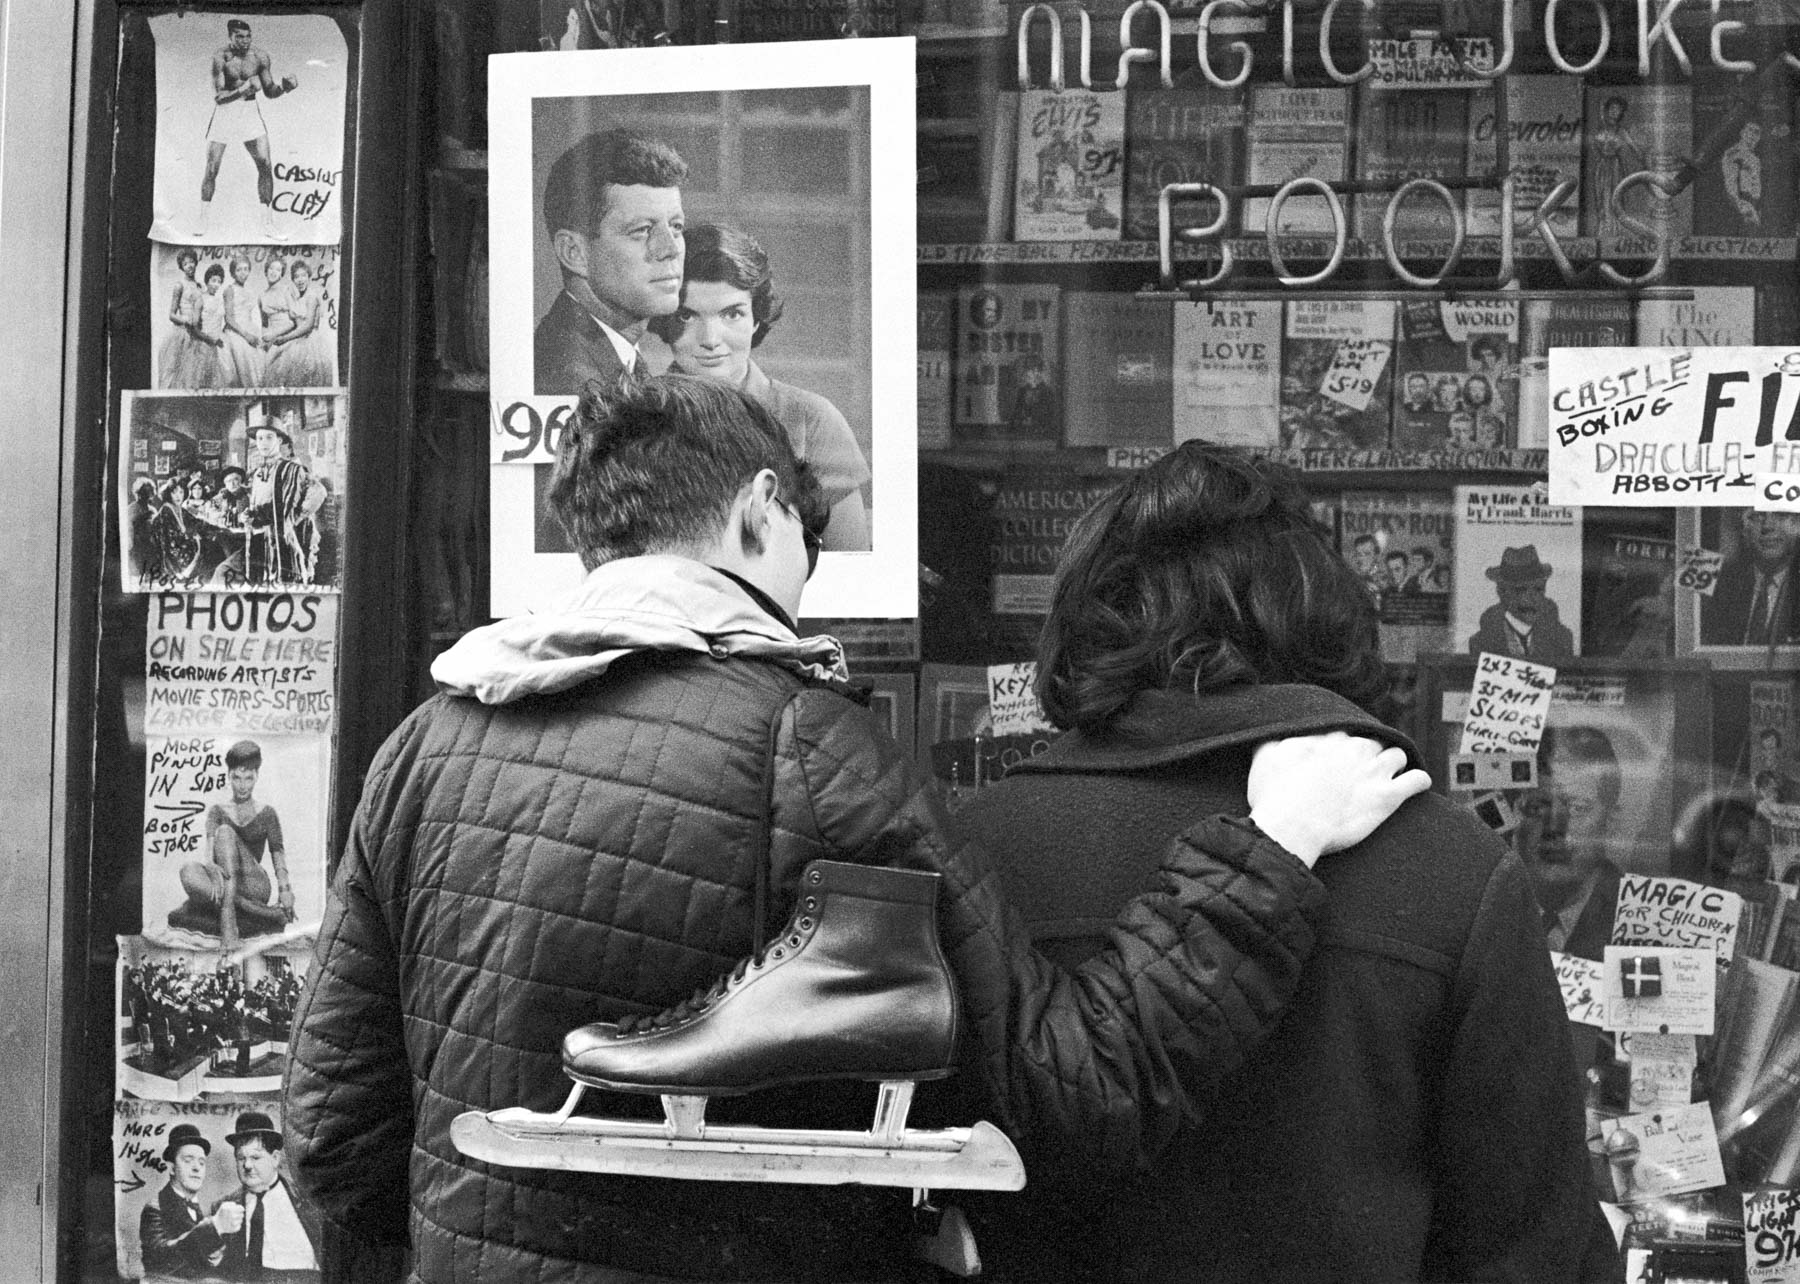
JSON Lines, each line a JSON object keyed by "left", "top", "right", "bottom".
{"left": 774, "top": 496, "right": 822, "bottom": 579}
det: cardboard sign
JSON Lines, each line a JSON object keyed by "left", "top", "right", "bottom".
{"left": 986, "top": 662, "right": 1054, "bottom": 737}
{"left": 1610, "top": 875, "right": 1743, "bottom": 964}
{"left": 1745, "top": 1189, "right": 1800, "bottom": 1284}
{"left": 1548, "top": 347, "right": 1800, "bottom": 507}
{"left": 1601, "top": 1102, "right": 1727, "bottom": 1203}
{"left": 1552, "top": 951, "right": 1607, "bottom": 1028}
{"left": 145, "top": 593, "right": 337, "bottom": 736}
{"left": 1603, "top": 945, "right": 1716, "bottom": 1036}
{"left": 1319, "top": 339, "right": 1393, "bottom": 413}
{"left": 1458, "top": 652, "right": 1557, "bottom": 755}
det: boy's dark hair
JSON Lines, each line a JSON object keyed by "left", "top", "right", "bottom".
{"left": 648, "top": 223, "right": 784, "bottom": 348}
{"left": 548, "top": 374, "right": 822, "bottom": 571}
{"left": 1036, "top": 441, "right": 1386, "bottom": 734}
{"left": 541, "top": 130, "right": 688, "bottom": 240}
{"left": 227, "top": 18, "right": 250, "bottom": 35}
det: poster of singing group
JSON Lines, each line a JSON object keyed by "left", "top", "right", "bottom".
{"left": 113, "top": 13, "right": 348, "bottom": 1280}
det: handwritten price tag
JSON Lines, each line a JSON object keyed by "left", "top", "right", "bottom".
{"left": 987, "top": 662, "right": 1055, "bottom": 737}
{"left": 1319, "top": 339, "right": 1392, "bottom": 412}
{"left": 1458, "top": 652, "right": 1556, "bottom": 756}
{"left": 490, "top": 397, "right": 578, "bottom": 465}
{"left": 1746, "top": 1188, "right": 1800, "bottom": 1284}
{"left": 1677, "top": 547, "right": 1724, "bottom": 598}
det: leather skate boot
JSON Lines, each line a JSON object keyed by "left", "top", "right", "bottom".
{"left": 563, "top": 860, "right": 959, "bottom": 1094}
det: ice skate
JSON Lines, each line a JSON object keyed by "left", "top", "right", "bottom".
{"left": 452, "top": 860, "right": 1026, "bottom": 1192}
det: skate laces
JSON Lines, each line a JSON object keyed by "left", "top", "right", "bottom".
{"left": 612, "top": 899, "right": 819, "bottom": 1036}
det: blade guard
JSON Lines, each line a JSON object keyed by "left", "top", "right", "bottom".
{"left": 451, "top": 1107, "right": 1027, "bottom": 1191}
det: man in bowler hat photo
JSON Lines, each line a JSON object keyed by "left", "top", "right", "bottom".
{"left": 1466, "top": 544, "right": 1575, "bottom": 660}
{"left": 140, "top": 1123, "right": 236, "bottom": 1278}
{"left": 217, "top": 1110, "right": 319, "bottom": 1280}
{"left": 1703, "top": 508, "right": 1800, "bottom": 647}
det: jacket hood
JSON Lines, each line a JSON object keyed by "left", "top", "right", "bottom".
{"left": 430, "top": 555, "right": 846, "bottom": 705}
{"left": 1016, "top": 684, "right": 1423, "bottom": 776}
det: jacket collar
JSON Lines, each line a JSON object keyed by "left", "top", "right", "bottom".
{"left": 1017, "top": 684, "right": 1421, "bottom": 775}
{"left": 430, "top": 555, "right": 845, "bottom": 705}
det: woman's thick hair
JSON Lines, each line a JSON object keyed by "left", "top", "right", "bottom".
{"left": 548, "top": 373, "right": 822, "bottom": 570}
{"left": 1035, "top": 441, "right": 1386, "bottom": 733}
{"left": 648, "top": 223, "right": 784, "bottom": 348}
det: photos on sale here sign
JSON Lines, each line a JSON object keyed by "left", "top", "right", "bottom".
{"left": 1547, "top": 347, "right": 1800, "bottom": 507}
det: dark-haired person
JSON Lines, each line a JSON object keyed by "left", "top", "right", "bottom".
{"left": 950, "top": 440, "right": 1614, "bottom": 1282}
{"left": 169, "top": 740, "right": 296, "bottom": 950}
{"left": 199, "top": 19, "right": 298, "bottom": 240}
{"left": 1515, "top": 724, "right": 1624, "bottom": 963}
{"left": 651, "top": 222, "right": 870, "bottom": 551}
{"left": 535, "top": 128, "right": 688, "bottom": 394}
{"left": 283, "top": 375, "right": 1426, "bottom": 1282}
{"left": 217, "top": 1111, "right": 320, "bottom": 1279}
{"left": 149, "top": 477, "right": 204, "bottom": 585}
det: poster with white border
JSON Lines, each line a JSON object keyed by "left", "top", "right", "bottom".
{"left": 150, "top": 244, "right": 340, "bottom": 391}
{"left": 148, "top": 11, "right": 347, "bottom": 245}
{"left": 140, "top": 734, "right": 328, "bottom": 952}
{"left": 486, "top": 39, "right": 918, "bottom": 618}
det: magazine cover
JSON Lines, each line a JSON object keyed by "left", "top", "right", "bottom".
{"left": 1466, "top": 75, "right": 1583, "bottom": 239}
{"left": 1390, "top": 297, "right": 1519, "bottom": 452}
{"left": 1012, "top": 88, "right": 1126, "bottom": 242}
{"left": 1174, "top": 298, "right": 1281, "bottom": 448}
{"left": 1278, "top": 299, "right": 1397, "bottom": 450}
{"left": 917, "top": 288, "right": 955, "bottom": 450}
{"left": 150, "top": 244, "right": 340, "bottom": 391}
{"left": 1691, "top": 66, "right": 1795, "bottom": 239}
{"left": 1516, "top": 296, "right": 1632, "bottom": 450}
{"left": 1581, "top": 522, "right": 1675, "bottom": 659}
{"left": 1242, "top": 86, "right": 1351, "bottom": 237}
{"left": 1061, "top": 292, "right": 1172, "bottom": 447}
{"left": 1352, "top": 85, "right": 1470, "bottom": 245}
{"left": 1636, "top": 285, "right": 1757, "bottom": 349}
{"left": 953, "top": 282, "right": 1062, "bottom": 445}
{"left": 1122, "top": 78, "right": 1245, "bottom": 242}
{"left": 1679, "top": 507, "right": 1800, "bottom": 666}
{"left": 119, "top": 391, "right": 347, "bottom": 595}
{"left": 1339, "top": 490, "right": 1454, "bottom": 661}
{"left": 1451, "top": 484, "right": 1583, "bottom": 662}
{"left": 1581, "top": 84, "right": 1693, "bottom": 244}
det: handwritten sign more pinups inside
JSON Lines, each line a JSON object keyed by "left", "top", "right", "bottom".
{"left": 1458, "top": 653, "right": 1557, "bottom": 756}
{"left": 1547, "top": 347, "right": 1800, "bottom": 507}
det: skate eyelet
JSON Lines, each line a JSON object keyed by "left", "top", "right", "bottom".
{"left": 787, "top": 934, "right": 801, "bottom": 948}
{"left": 804, "top": 897, "right": 817, "bottom": 912}
{"left": 807, "top": 870, "right": 822, "bottom": 884}
{"left": 798, "top": 917, "right": 814, "bottom": 931}
{"left": 772, "top": 947, "right": 785, "bottom": 959}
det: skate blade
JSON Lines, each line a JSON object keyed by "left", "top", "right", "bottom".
{"left": 451, "top": 1108, "right": 1026, "bottom": 1191}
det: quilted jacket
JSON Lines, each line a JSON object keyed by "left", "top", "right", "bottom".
{"left": 282, "top": 557, "right": 1330, "bottom": 1283}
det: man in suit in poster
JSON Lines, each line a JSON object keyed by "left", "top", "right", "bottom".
{"left": 1703, "top": 509, "right": 1800, "bottom": 647}
{"left": 535, "top": 129, "right": 689, "bottom": 394}
{"left": 215, "top": 1111, "right": 320, "bottom": 1280}
{"left": 140, "top": 1123, "right": 237, "bottom": 1278}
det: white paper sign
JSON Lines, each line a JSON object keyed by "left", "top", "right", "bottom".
{"left": 1745, "top": 1189, "right": 1800, "bottom": 1284}
{"left": 1458, "top": 652, "right": 1557, "bottom": 755}
{"left": 1609, "top": 875, "right": 1743, "bottom": 964}
{"left": 1552, "top": 951, "right": 1607, "bottom": 1027}
{"left": 1603, "top": 945, "right": 1717, "bottom": 1036}
{"left": 145, "top": 593, "right": 337, "bottom": 736}
{"left": 490, "top": 396, "right": 578, "bottom": 466}
{"left": 1548, "top": 347, "right": 1800, "bottom": 507}
{"left": 986, "top": 662, "right": 1054, "bottom": 737}
{"left": 1319, "top": 339, "right": 1393, "bottom": 413}
{"left": 1677, "top": 546, "right": 1725, "bottom": 597}
{"left": 1601, "top": 1102, "right": 1727, "bottom": 1202}
{"left": 1624, "top": 1031, "right": 1696, "bottom": 1112}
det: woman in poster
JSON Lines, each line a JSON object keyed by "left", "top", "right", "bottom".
{"left": 259, "top": 252, "right": 295, "bottom": 357}
{"left": 263, "top": 259, "right": 332, "bottom": 386}
{"left": 219, "top": 252, "right": 265, "bottom": 387}
{"left": 650, "top": 222, "right": 871, "bottom": 551}
{"left": 149, "top": 477, "right": 204, "bottom": 585}
{"left": 158, "top": 247, "right": 223, "bottom": 389}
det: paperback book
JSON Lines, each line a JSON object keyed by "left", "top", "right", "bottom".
{"left": 1173, "top": 298, "right": 1282, "bottom": 448}
{"left": 953, "top": 283, "right": 1062, "bottom": 445}
{"left": 1243, "top": 86, "right": 1351, "bottom": 237}
{"left": 1014, "top": 88, "right": 1126, "bottom": 242}
{"left": 1061, "top": 293, "right": 1173, "bottom": 448}
{"left": 1390, "top": 297, "right": 1519, "bottom": 452}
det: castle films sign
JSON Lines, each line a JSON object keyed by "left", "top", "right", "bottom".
{"left": 1547, "top": 348, "right": 1800, "bottom": 507}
